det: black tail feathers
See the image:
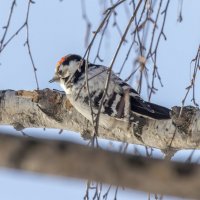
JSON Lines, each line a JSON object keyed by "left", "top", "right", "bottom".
{"left": 145, "top": 102, "right": 171, "bottom": 119}
{"left": 130, "top": 96, "right": 170, "bottom": 119}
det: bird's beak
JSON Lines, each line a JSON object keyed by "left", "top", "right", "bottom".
{"left": 49, "top": 75, "right": 60, "bottom": 83}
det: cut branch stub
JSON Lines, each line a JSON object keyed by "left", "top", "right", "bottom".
{"left": 170, "top": 106, "right": 199, "bottom": 134}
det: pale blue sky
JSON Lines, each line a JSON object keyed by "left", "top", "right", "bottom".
{"left": 0, "top": 0, "right": 200, "bottom": 199}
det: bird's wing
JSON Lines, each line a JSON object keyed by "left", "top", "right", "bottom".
{"left": 86, "top": 65, "right": 170, "bottom": 119}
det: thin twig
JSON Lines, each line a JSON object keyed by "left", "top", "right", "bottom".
{"left": 24, "top": 0, "right": 39, "bottom": 90}
{"left": 81, "top": 0, "right": 92, "bottom": 47}
{"left": 0, "top": 0, "right": 39, "bottom": 90}
{"left": 95, "top": 0, "right": 143, "bottom": 135}
{"left": 0, "top": 0, "right": 16, "bottom": 52}
{"left": 177, "top": 0, "right": 183, "bottom": 22}
{"left": 181, "top": 45, "right": 200, "bottom": 115}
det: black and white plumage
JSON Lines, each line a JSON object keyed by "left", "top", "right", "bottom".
{"left": 49, "top": 54, "right": 170, "bottom": 128}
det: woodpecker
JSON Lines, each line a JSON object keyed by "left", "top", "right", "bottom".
{"left": 49, "top": 54, "right": 170, "bottom": 128}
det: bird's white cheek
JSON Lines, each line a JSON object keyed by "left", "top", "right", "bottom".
{"left": 64, "top": 88, "right": 72, "bottom": 95}
{"left": 60, "top": 81, "right": 72, "bottom": 94}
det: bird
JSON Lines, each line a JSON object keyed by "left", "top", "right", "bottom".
{"left": 49, "top": 54, "right": 170, "bottom": 128}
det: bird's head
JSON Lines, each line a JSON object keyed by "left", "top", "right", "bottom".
{"left": 49, "top": 54, "right": 83, "bottom": 83}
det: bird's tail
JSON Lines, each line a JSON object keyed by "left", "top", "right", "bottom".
{"left": 130, "top": 96, "right": 171, "bottom": 120}
{"left": 145, "top": 102, "right": 171, "bottom": 119}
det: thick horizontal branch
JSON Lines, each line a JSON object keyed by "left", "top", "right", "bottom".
{"left": 0, "top": 89, "right": 200, "bottom": 150}
{"left": 0, "top": 133, "right": 199, "bottom": 199}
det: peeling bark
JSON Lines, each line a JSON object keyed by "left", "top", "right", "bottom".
{"left": 0, "top": 89, "right": 200, "bottom": 150}
{"left": 0, "top": 133, "right": 200, "bottom": 199}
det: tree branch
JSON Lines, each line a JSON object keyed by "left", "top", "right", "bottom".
{"left": 0, "top": 89, "right": 200, "bottom": 150}
{"left": 0, "top": 133, "right": 199, "bottom": 199}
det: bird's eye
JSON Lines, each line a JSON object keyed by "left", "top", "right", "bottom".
{"left": 58, "top": 70, "right": 62, "bottom": 75}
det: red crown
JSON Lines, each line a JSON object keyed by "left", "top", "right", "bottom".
{"left": 56, "top": 56, "right": 66, "bottom": 72}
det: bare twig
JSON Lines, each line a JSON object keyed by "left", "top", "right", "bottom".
{"left": 24, "top": 0, "right": 39, "bottom": 90}
{"left": 118, "top": 40, "right": 134, "bottom": 75}
{"left": 95, "top": 0, "right": 143, "bottom": 136}
{"left": 82, "top": 0, "right": 128, "bottom": 139}
{"left": 111, "top": 0, "right": 125, "bottom": 39}
{"left": 177, "top": 0, "right": 184, "bottom": 22}
{"left": 181, "top": 45, "right": 200, "bottom": 111}
{"left": 93, "top": 18, "right": 109, "bottom": 63}
{"left": 0, "top": 0, "right": 16, "bottom": 51}
{"left": 148, "top": 0, "right": 170, "bottom": 100}
{"left": 103, "top": 185, "right": 111, "bottom": 200}
{"left": 81, "top": 0, "right": 92, "bottom": 47}
{"left": 1, "top": 24, "right": 25, "bottom": 51}
{"left": 0, "top": 0, "right": 39, "bottom": 90}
